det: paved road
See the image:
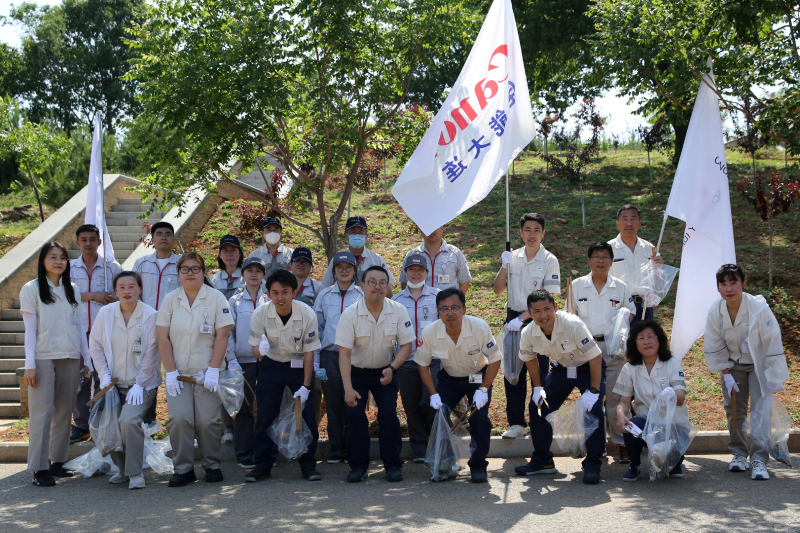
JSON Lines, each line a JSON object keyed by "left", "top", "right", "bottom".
{"left": 1, "top": 455, "right": 799, "bottom": 532}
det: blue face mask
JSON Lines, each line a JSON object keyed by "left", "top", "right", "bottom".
{"left": 315, "top": 368, "right": 328, "bottom": 382}
{"left": 348, "top": 234, "right": 366, "bottom": 249}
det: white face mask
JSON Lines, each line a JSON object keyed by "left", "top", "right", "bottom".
{"left": 407, "top": 280, "right": 425, "bottom": 289}
{"left": 264, "top": 232, "right": 281, "bottom": 245}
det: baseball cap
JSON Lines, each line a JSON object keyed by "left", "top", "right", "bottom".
{"left": 262, "top": 217, "right": 283, "bottom": 230}
{"left": 242, "top": 257, "right": 267, "bottom": 273}
{"left": 291, "top": 247, "right": 313, "bottom": 263}
{"left": 403, "top": 252, "right": 429, "bottom": 271}
{"left": 219, "top": 234, "right": 242, "bottom": 250}
{"left": 332, "top": 250, "right": 357, "bottom": 267}
{"left": 344, "top": 216, "right": 367, "bottom": 231}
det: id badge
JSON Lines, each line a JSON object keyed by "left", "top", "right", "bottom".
{"left": 290, "top": 358, "right": 303, "bottom": 369}
{"left": 469, "top": 373, "right": 482, "bottom": 384}
{"left": 567, "top": 366, "right": 577, "bottom": 379}
{"left": 437, "top": 274, "right": 450, "bottom": 284}
{"left": 742, "top": 340, "right": 750, "bottom": 354}
{"left": 199, "top": 324, "right": 213, "bottom": 334}
{"left": 132, "top": 342, "right": 142, "bottom": 354}
{"left": 71, "top": 314, "right": 80, "bottom": 325}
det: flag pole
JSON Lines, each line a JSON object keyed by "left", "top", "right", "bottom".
{"left": 505, "top": 171, "right": 511, "bottom": 323}
{"left": 96, "top": 112, "right": 108, "bottom": 294}
{"left": 654, "top": 211, "right": 668, "bottom": 257}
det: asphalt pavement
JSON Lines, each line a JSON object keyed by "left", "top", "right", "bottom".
{"left": 1, "top": 455, "right": 799, "bottom": 532}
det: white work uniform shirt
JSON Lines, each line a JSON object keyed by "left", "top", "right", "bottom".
{"left": 248, "top": 300, "right": 321, "bottom": 363}
{"left": 321, "top": 247, "right": 396, "bottom": 287}
{"left": 519, "top": 311, "right": 601, "bottom": 367}
{"left": 335, "top": 298, "right": 415, "bottom": 369}
{"left": 613, "top": 358, "right": 688, "bottom": 422}
{"left": 608, "top": 234, "right": 655, "bottom": 296}
{"left": 209, "top": 268, "right": 246, "bottom": 300}
{"left": 69, "top": 255, "right": 122, "bottom": 333}
{"left": 246, "top": 243, "right": 294, "bottom": 279}
{"left": 226, "top": 287, "right": 267, "bottom": 364}
{"left": 415, "top": 316, "right": 500, "bottom": 378}
{"left": 506, "top": 245, "right": 561, "bottom": 312}
{"left": 398, "top": 240, "right": 472, "bottom": 290}
{"left": 156, "top": 284, "right": 234, "bottom": 375}
{"left": 571, "top": 274, "right": 636, "bottom": 337}
{"left": 19, "top": 279, "right": 85, "bottom": 361}
{"left": 133, "top": 252, "right": 181, "bottom": 310}
{"left": 391, "top": 285, "right": 440, "bottom": 360}
{"left": 313, "top": 283, "right": 364, "bottom": 352}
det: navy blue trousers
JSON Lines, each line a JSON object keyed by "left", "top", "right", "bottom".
{"left": 623, "top": 416, "right": 686, "bottom": 470}
{"left": 503, "top": 311, "right": 549, "bottom": 428}
{"left": 437, "top": 368, "right": 492, "bottom": 469}
{"left": 233, "top": 362, "right": 258, "bottom": 463}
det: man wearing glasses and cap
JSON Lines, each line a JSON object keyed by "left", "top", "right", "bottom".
{"left": 247, "top": 216, "right": 294, "bottom": 279}
{"left": 321, "top": 216, "right": 395, "bottom": 297}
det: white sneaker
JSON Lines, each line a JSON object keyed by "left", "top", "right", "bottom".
{"left": 221, "top": 432, "right": 234, "bottom": 444}
{"left": 729, "top": 454, "right": 749, "bottom": 472}
{"left": 128, "top": 473, "right": 146, "bottom": 489}
{"left": 751, "top": 460, "right": 769, "bottom": 480}
{"left": 502, "top": 425, "right": 528, "bottom": 439}
{"left": 109, "top": 473, "right": 129, "bottom": 484}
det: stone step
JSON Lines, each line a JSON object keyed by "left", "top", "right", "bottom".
{"left": 0, "top": 359, "right": 24, "bottom": 371}
{"left": 108, "top": 219, "right": 161, "bottom": 227}
{"left": 13, "top": 298, "right": 19, "bottom": 309}
{"left": 0, "top": 346, "right": 25, "bottom": 357}
{"left": 0, "top": 322, "right": 24, "bottom": 333}
{"left": 0, "top": 402, "right": 20, "bottom": 418}
{"left": 1, "top": 309, "right": 21, "bottom": 321}
{"left": 69, "top": 249, "right": 135, "bottom": 261}
{"left": 108, "top": 225, "right": 148, "bottom": 234}
{"left": 110, "top": 204, "right": 151, "bottom": 212}
{"left": 0, "top": 373, "right": 17, "bottom": 386}
{"left": 70, "top": 241, "right": 138, "bottom": 251}
{"left": 109, "top": 234, "right": 146, "bottom": 243}
{"left": 0, "top": 333, "right": 24, "bottom": 345}
{"left": 105, "top": 211, "right": 165, "bottom": 220}
{"left": 116, "top": 198, "right": 154, "bottom": 206}
{"left": 0, "top": 388, "right": 19, "bottom": 402}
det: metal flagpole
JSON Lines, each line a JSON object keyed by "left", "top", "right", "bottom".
{"left": 654, "top": 211, "right": 668, "bottom": 256}
{"left": 96, "top": 112, "right": 108, "bottom": 294}
{"left": 505, "top": 171, "right": 511, "bottom": 322}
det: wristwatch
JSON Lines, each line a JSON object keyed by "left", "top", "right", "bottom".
{"left": 478, "top": 386, "right": 489, "bottom": 393}
{"left": 588, "top": 386, "right": 599, "bottom": 394}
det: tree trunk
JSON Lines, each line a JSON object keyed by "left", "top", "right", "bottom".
{"left": 647, "top": 150, "right": 653, "bottom": 187}
{"left": 25, "top": 166, "right": 45, "bottom": 222}
{"left": 769, "top": 217, "right": 773, "bottom": 290}
{"left": 752, "top": 152, "right": 756, "bottom": 177}
{"left": 670, "top": 114, "right": 691, "bottom": 166}
{"left": 579, "top": 181, "right": 586, "bottom": 228}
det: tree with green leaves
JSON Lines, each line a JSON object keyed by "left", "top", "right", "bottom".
{"left": 636, "top": 119, "right": 671, "bottom": 187}
{"left": 127, "top": 0, "right": 475, "bottom": 259}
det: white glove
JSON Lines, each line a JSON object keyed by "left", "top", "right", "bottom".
{"left": 533, "top": 386, "right": 546, "bottom": 406}
{"left": 227, "top": 358, "right": 242, "bottom": 372}
{"left": 430, "top": 393, "right": 443, "bottom": 409}
{"left": 620, "top": 307, "right": 631, "bottom": 319}
{"left": 203, "top": 367, "right": 219, "bottom": 392}
{"left": 660, "top": 386, "right": 675, "bottom": 398}
{"left": 259, "top": 334, "right": 271, "bottom": 356}
{"left": 126, "top": 384, "right": 144, "bottom": 406}
{"left": 99, "top": 373, "right": 112, "bottom": 389}
{"left": 473, "top": 389, "right": 489, "bottom": 409}
{"left": 501, "top": 251, "right": 513, "bottom": 266}
{"left": 578, "top": 390, "right": 599, "bottom": 412}
{"left": 723, "top": 373, "right": 739, "bottom": 396}
{"left": 506, "top": 317, "right": 524, "bottom": 332}
{"left": 165, "top": 370, "right": 183, "bottom": 397}
{"left": 767, "top": 382, "right": 786, "bottom": 394}
{"left": 293, "top": 386, "right": 310, "bottom": 406}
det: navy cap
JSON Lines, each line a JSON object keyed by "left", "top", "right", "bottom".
{"left": 242, "top": 257, "right": 267, "bottom": 272}
{"left": 345, "top": 216, "right": 367, "bottom": 231}
{"left": 403, "top": 252, "right": 429, "bottom": 271}
{"left": 291, "top": 247, "right": 313, "bottom": 263}
{"left": 219, "top": 234, "right": 242, "bottom": 250}
{"left": 332, "top": 250, "right": 357, "bottom": 267}
{"left": 262, "top": 217, "right": 283, "bottom": 230}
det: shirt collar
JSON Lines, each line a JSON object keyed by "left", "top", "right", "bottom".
{"left": 421, "top": 239, "right": 449, "bottom": 255}
{"left": 356, "top": 298, "right": 392, "bottom": 323}
{"left": 435, "top": 315, "right": 474, "bottom": 346}
{"left": 148, "top": 252, "right": 179, "bottom": 264}
{"left": 220, "top": 268, "right": 242, "bottom": 281}
{"left": 177, "top": 283, "right": 209, "bottom": 309}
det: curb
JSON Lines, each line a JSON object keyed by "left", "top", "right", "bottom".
{"left": 3, "top": 430, "right": 800, "bottom": 464}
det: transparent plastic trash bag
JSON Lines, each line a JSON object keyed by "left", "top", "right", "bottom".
{"left": 424, "top": 404, "right": 476, "bottom": 481}
{"left": 546, "top": 402, "right": 600, "bottom": 458}
{"left": 64, "top": 447, "right": 118, "bottom": 478}
{"left": 88, "top": 386, "right": 123, "bottom": 457}
{"left": 267, "top": 387, "right": 313, "bottom": 460}
{"left": 643, "top": 388, "right": 698, "bottom": 480}
{"left": 143, "top": 434, "right": 174, "bottom": 474}
{"left": 604, "top": 308, "right": 631, "bottom": 358}
{"left": 499, "top": 327, "right": 524, "bottom": 385}
{"left": 745, "top": 392, "right": 793, "bottom": 468}
{"left": 638, "top": 260, "right": 679, "bottom": 310}
{"left": 218, "top": 369, "right": 245, "bottom": 418}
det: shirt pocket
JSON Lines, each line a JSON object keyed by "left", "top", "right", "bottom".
{"left": 577, "top": 301, "right": 589, "bottom": 317}
{"left": 432, "top": 349, "right": 449, "bottom": 360}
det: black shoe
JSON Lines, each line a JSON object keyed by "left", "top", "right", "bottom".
{"left": 327, "top": 454, "right": 344, "bottom": 464}
{"left": 49, "top": 462, "right": 74, "bottom": 478}
{"left": 583, "top": 463, "right": 601, "bottom": 484}
{"left": 204, "top": 468, "right": 223, "bottom": 483}
{"left": 470, "top": 467, "right": 488, "bottom": 483}
{"left": 385, "top": 467, "right": 403, "bottom": 482}
{"left": 301, "top": 467, "right": 322, "bottom": 481}
{"left": 32, "top": 470, "right": 56, "bottom": 487}
{"left": 237, "top": 459, "right": 256, "bottom": 469}
{"left": 244, "top": 468, "right": 271, "bottom": 483}
{"left": 168, "top": 470, "right": 198, "bottom": 487}
{"left": 413, "top": 453, "right": 426, "bottom": 464}
{"left": 618, "top": 445, "right": 630, "bottom": 464}
{"left": 515, "top": 462, "right": 557, "bottom": 476}
{"left": 69, "top": 426, "right": 91, "bottom": 444}
{"left": 347, "top": 468, "right": 367, "bottom": 483}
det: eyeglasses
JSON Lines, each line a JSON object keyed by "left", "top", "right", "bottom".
{"left": 590, "top": 255, "right": 612, "bottom": 261}
{"left": 437, "top": 305, "right": 463, "bottom": 314}
{"left": 292, "top": 260, "right": 311, "bottom": 267}
{"left": 179, "top": 266, "right": 203, "bottom": 274}
{"left": 153, "top": 232, "right": 173, "bottom": 238}
{"left": 365, "top": 279, "right": 388, "bottom": 288}
{"left": 636, "top": 335, "right": 657, "bottom": 343}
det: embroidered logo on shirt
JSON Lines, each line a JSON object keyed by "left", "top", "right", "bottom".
{"left": 552, "top": 275, "right": 558, "bottom": 279}
{"left": 581, "top": 337, "right": 589, "bottom": 345}
{"left": 309, "top": 331, "right": 315, "bottom": 338}
{"left": 222, "top": 308, "right": 230, "bottom": 313}
{"left": 404, "top": 321, "right": 412, "bottom": 328}
{"left": 678, "top": 371, "right": 684, "bottom": 377}
{"left": 629, "top": 297, "right": 634, "bottom": 302}
{"left": 487, "top": 341, "right": 495, "bottom": 349}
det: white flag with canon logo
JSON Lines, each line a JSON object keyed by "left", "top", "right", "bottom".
{"left": 392, "top": 0, "right": 535, "bottom": 235}
{"left": 85, "top": 113, "right": 116, "bottom": 264}
{"left": 665, "top": 62, "right": 736, "bottom": 360}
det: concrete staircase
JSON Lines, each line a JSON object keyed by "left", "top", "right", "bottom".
{"left": 0, "top": 298, "right": 23, "bottom": 418}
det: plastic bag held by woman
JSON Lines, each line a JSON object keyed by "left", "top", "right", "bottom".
{"left": 546, "top": 402, "right": 600, "bottom": 458}
{"left": 499, "top": 327, "right": 524, "bottom": 385}
{"left": 88, "top": 387, "right": 124, "bottom": 457}
{"left": 217, "top": 368, "right": 245, "bottom": 418}
{"left": 267, "top": 387, "right": 314, "bottom": 460}
{"left": 747, "top": 392, "right": 793, "bottom": 468}
{"left": 605, "top": 308, "right": 631, "bottom": 358}
{"left": 424, "top": 404, "right": 475, "bottom": 481}
{"left": 643, "top": 388, "right": 698, "bottom": 480}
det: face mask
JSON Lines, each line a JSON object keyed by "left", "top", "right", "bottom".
{"left": 348, "top": 234, "right": 366, "bottom": 248}
{"left": 264, "top": 232, "right": 281, "bottom": 245}
{"left": 407, "top": 280, "right": 425, "bottom": 289}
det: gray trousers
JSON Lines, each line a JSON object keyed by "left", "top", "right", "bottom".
{"left": 110, "top": 387, "right": 158, "bottom": 476}
{"left": 165, "top": 383, "right": 223, "bottom": 474}
{"left": 602, "top": 341, "right": 626, "bottom": 446}
{"left": 722, "top": 363, "right": 768, "bottom": 463}
{"left": 28, "top": 358, "right": 81, "bottom": 471}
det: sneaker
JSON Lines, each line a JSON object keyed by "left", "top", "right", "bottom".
{"left": 49, "top": 462, "right": 74, "bottom": 478}
{"left": 385, "top": 467, "right": 403, "bottom": 482}
{"left": 470, "top": 467, "right": 488, "bottom": 483}
{"left": 413, "top": 454, "right": 426, "bottom": 464}
{"left": 32, "top": 470, "right": 55, "bottom": 487}
{"left": 347, "top": 468, "right": 368, "bottom": 483}
{"left": 204, "top": 468, "right": 223, "bottom": 483}
{"left": 622, "top": 467, "right": 641, "bottom": 482}
{"left": 515, "top": 462, "right": 557, "bottom": 476}
{"left": 669, "top": 464, "right": 684, "bottom": 478}
{"left": 128, "top": 474, "right": 146, "bottom": 489}
{"left": 583, "top": 463, "right": 601, "bottom": 484}
{"left": 109, "top": 473, "right": 130, "bottom": 484}
{"left": 221, "top": 432, "right": 234, "bottom": 444}
{"left": 301, "top": 467, "right": 322, "bottom": 481}
{"left": 618, "top": 446, "right": 630, "bottom": 464}
{"left": 238, "top": 459, "right": 256, "bottom": 469}
{"left": 244, "top": 468, "right": 271, "bottom": 483}
{"left": 729, "top": 454, "right": 749, "bottom": 472}
{"left": 751, "top": 460, "right": 769, "bottom": 480}
{"left": 327, "top": 454, "right": 344, "bottom": 464}
{"left": 69, "top": 426, "right": 91, "bottom": 444}
{"left": 502, "top": 425, "right": 528, "bottom": 439}
{"left": 168, "top": 470, "right": 197, "bottom": 487}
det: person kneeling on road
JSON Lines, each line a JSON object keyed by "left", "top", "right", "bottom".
{"left": 514, "top": 289, "right": 606, "bottom": 484}
{"left": 415, "top": 288, "right": 500, "bottom": 483}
